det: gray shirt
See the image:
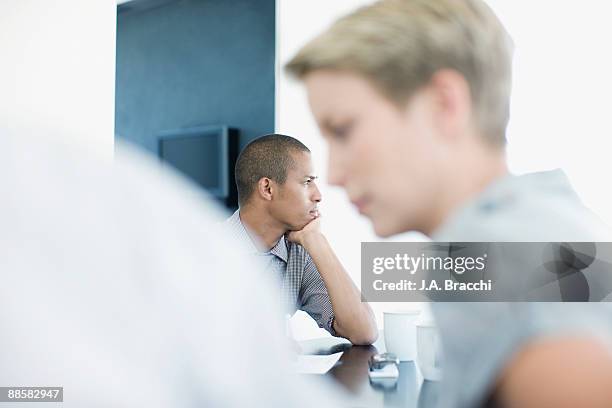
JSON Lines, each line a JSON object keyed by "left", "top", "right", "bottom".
{"left": 226, "top": 210, "right": 336, "bottom": 335}
{"left": 430, "top": 170, "right": 612, "bottom": 408}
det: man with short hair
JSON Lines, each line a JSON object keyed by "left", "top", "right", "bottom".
{"left": 227, "top": 133, "right": 378, "bottom": 345}
{"left": 286, "top": 0, "right": 612, "bottom": 407}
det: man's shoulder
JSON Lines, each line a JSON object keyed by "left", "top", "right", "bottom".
{"left": 286, "top": 240, "right": 316, "bottom": 265}
{"left": 225, "top": 209, "right": 241, "bottom": 225}
{"left": 223, "top": 209, "right": 251, "bottom": 242}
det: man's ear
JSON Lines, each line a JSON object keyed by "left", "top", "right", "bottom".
{"left": 428, "top": 69, "right": 473, "bottom": 141}
{"left": 257, "top": 177, "right": 274, "bottom": 201}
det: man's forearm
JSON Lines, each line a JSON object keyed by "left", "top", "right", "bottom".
{"left": 302, "top": 233, "right": 378, "bottom": 345}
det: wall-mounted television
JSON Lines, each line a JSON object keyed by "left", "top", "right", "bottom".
{"left": 158, "top": 125, "right": 239, "bottom": 208}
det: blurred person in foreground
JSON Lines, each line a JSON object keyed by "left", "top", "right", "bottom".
{"left": 0, "top": 132, "right": 342, "bottom": 408}
{"left": 227, "top": 134, "right": 377, "bottom": 345}
{"left": 286, "top": 0, "right": 612, "bottom": 407}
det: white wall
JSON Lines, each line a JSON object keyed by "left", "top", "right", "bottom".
{"left": 277, "top": 0, "right": 612, "bottom": 336}
{"left": 0, "top": 0, "right": 117, "bottom": 157}
{"left": 486, "top": 0, "right": 612, "bottom": 226}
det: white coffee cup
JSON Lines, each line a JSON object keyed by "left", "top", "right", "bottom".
{"left": 416, "top": 321, "right": 443, "bottom": 381}
{"left": 383, "top": 310, "right": 421, "bottom": 361}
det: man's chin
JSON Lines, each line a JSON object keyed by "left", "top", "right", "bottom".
{"left": 287, "top": 220, "right": 310, "bottom": 232}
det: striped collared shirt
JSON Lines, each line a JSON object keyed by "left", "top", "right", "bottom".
{"left": 226, "top": 210, "right": 336, "bottom": 335}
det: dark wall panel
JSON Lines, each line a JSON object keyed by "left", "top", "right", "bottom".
{"left": 115, "top": 0, "right": 275, "bottom": 155}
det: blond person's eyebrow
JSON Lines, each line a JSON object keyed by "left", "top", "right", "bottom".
{"left": 320, "top": 120, "right": 334, "bottom": 132}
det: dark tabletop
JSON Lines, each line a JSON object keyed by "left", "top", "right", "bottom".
{"left": 299, "top": 334, "right": 440, "bottom": 408}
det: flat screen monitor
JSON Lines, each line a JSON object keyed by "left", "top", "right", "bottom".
{"left": 158, "top": 125, "right": 238, "bottom": 207}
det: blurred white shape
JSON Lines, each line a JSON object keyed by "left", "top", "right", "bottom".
{"left": 292, "top": 352, "right": 343, "bottom": 374}
{"left": 0, "top": 133, "right": 344, "bottom": 407}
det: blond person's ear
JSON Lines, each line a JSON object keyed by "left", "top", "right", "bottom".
{"left": 427, "top": 69, "right": 474, "bottom": 142}
{"left": 495, "top": 336, "right": 612, "bottom": 408}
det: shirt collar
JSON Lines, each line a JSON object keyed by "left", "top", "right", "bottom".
{"left": 226, "top": 210, "right": 289, "bottom": 263}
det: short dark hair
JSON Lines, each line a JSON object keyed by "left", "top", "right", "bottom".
{"left": 235, "top": 134, "right": 310, "bottom": 206}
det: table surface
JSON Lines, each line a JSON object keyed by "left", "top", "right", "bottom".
{"left": 299, "top": 333, "right": 440, "bottom": 408}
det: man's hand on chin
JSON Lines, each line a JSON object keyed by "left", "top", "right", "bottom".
{"left": 285, "top": 211, "right": 379, "bottom": 345}
{"left": 286, "top": 214, "right": 322, "bottom": 247}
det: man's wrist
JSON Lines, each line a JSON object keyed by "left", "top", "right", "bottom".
{"left": 300, "top": 231, "right": 326, "bottom": 249}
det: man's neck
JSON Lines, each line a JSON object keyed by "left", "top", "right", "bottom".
{"left": 239, "top": 205, "right": 286, "bottom": 251}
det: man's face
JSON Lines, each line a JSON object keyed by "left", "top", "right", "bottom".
{"left": 270, "top": 151, "right": 322, "bottom": 231}
{"left": 304, "top": 70, "right": 448, "bottom": 237}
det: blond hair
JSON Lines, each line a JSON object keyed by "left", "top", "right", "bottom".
{"left": 286, "top": 0, "right": 514, "bottom": 146}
